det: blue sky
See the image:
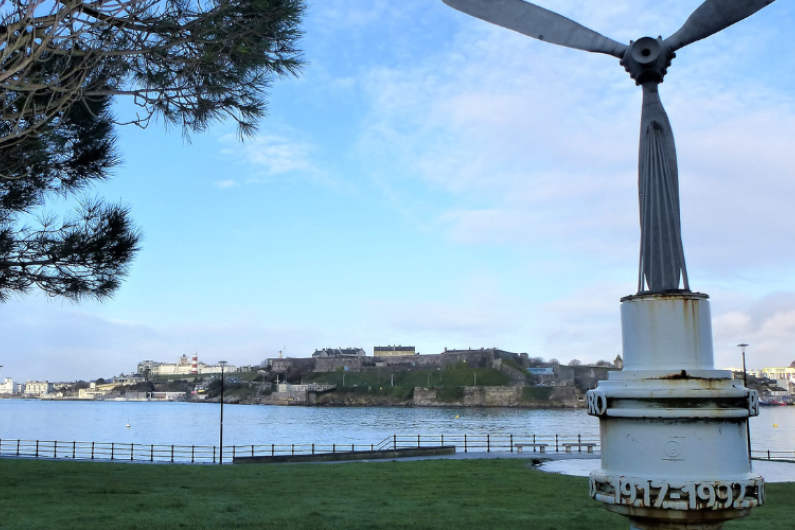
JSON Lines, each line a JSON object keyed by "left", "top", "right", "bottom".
{"left": 3, "top": 0, "right": 795, "bottom": 382}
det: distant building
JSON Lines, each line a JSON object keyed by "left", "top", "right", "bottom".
{"left": 24, "top": 381, "right": 53, "bottom": 396}
{"left": 613, "top": 355, "right": 624, "bottom": 369}
{"left": 760, "top": 367, "right": 795, "bottom": 387}
{"left": 78, "top": 382, "right": 116, "bottom": 400}
{"left": 149, "top": 392, "right": 187, "bottom": 401}
{"left": 113, "top": 373, "right": 145, "bottom": 385}
{"left": 0, "top": 377, "right": 20, "bottom": 394}
{"left": 137, "top": 354, "right": 235, "bottom": 376}
{"left": 526, "top": 367, "right": 555, "bottom": 385}
{"left": 374, "top": 345, "right": 416, "bottom": 357}
{"left": 311, "top": 347, "right": 366, "bottom": 358}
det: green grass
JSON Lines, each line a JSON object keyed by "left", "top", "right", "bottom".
{"left": 0, "top": 458, "right": 791, "bottom": 530}
{"left": 521, "top": 386, "right": 556, "bottom": 402}
{"left": 305, "top": 367, "right": 511, "bottom": 389}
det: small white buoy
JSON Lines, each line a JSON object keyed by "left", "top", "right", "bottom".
{"left": 125, "top": 420, "right": 131, "bottom": 428}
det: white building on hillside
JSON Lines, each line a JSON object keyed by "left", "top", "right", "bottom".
{"left": 24, "top": 381, "right": 53, "bottom": 396}
{"left": 78, "top": 382, "right": 114, "bottom": 400}
{"left": 137, "top": 354, "right": 236, "bottom": 376}
{"left": 0, "top": 377, "right": 20, "bottom": 394}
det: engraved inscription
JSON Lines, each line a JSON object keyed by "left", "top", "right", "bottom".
{"left": 586, "top": 390, "right": 608, "bottom": 416}
{"left": 590, "top": 474, "right": 765, "bottom": 511}
{"left": 748, "top": 390, "right": 760, "bottom": 416}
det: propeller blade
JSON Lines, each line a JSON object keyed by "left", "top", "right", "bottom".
{"left": 665, "top": 0, "right": 776, "bottom": 51}
{"left": 442, "top": 0, "right": 627, "bottom": 58}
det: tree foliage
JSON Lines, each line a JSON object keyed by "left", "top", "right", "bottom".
{"left": 0, "top": 0, "right": 305, "bottom": 300}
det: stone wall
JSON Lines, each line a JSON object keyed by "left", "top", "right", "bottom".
{"left": 266, "top": 389, "right": 309, "bottom": 405}
{"left": 313, "top": 351, "right": 497, "bottom": 373}
{"left": 413, "top": 386, "right": 522, "bottom": 407}
{"left": 270, "top": 357, "right": 316, "bottom": 373}
{"left": 555, "top": 365, "right": 619, "bottom": 390}
{"left": 464, "top": 386, "right": 521, "bottom": 406}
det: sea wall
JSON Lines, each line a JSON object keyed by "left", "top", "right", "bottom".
{"left": 413, "top": 386, "right": 578, "bottom": 408}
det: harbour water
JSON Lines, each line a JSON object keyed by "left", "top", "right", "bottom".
{"left": 0, "top": 400, "right": 793, "bottom": 453}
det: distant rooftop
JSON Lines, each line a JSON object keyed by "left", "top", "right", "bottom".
{"left": 374, "top": 345, "right": 415, "bottom": 351}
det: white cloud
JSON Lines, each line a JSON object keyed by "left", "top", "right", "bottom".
{"left": 351, "top": 0, "right": 795, "bottom": 286}
{"left": 214, "top": 179, "right": 237, "bottom": 189}
{"left": 0, "top": 299, "right": 325, "bottom": 382}
{"left": 218, "top": 131, "right": 356, "bottom": 191}
{"left": 712, "top": 292, "right": 795, "bottom": 369}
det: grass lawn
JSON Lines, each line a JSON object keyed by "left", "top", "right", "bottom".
{"left": 0, "top": 458, "right": 792, "bottom": 530}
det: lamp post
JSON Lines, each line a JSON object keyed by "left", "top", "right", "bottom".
{"left": 737, "top": 344, "right": 749, "bottom": 388}
{"left": 738, "top": 344, "right": 751, "bottom": 463}
{"left": 218, "top": 360, "right": 227, "bottom": 465}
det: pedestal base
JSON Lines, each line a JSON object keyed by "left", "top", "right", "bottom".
{"left": 588, "top": 292, "right": 762, "bottom": 529}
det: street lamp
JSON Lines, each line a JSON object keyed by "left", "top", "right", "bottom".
{"left": 738, "top": 344, "right": 751, "bottom": 463}
{"left": 737, "top": 343, "right": 749, "bottom": 387}
{"left": 218, "top": 360, "right": 227, "bottom": 465}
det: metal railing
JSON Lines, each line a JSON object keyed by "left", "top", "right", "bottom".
{"left": 751, "top": 449, "right": 795, "bottom": 462}
{"left": 0, "top": 433, "right": 599, "bottom": 464}
{"left": 3, "top": 436, "right": 791, "bottom": 464}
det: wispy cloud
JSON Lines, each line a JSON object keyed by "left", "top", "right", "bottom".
{"left": 220, "top": 133, "right": 319, "bottom": 173}
{"left": 351, "top": 1, "right": 795, "bottom": 281}
{"left": 213, "top": 179, "right": 237, "bottom": 189}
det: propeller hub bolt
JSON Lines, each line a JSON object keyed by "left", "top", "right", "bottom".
{"left": 622, "top": 36, "right": 674, "bottom": 85}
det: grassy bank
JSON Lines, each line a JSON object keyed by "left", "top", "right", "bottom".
{"left": 305, "top": 367, "right": 512, "bottom": 388}
{"left": 1, "top": 458, "right": 792, "bottom": 530}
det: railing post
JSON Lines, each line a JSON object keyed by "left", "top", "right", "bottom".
{"left": 487, "top": 434, "right": 490, "bottom": 453}
{"left": 91, "top": 441, "right": 95, "bottom": 459}
{"left": 73, "top": 441, "right": 76, "bottom": 459}
{"left": 441, "top": 434, "right": 444, "bottom": 447}
{"left": 418, "top": 435, "right": 421, "bottom": 448}
{"left": 111, "top": 443, "right": 115, "bottom": 460}
{"left": 17, "top": 439, "right": 20, "bottom": 456}
{"left": 555, "top": 434, "right": 559, "bottom": 453}
{"left": 272, "top": 444, "right": 275, "bottom": 456}
{"left": 213, "top": 446, "right": 216, "bottom": 464}
{"left": 192, "top": 446, "right": 195, "bottom": 463}
{"left": 393, "top": 434, "right": 397, "bottom": 449}
{"left": 292, "top": 444, "right": 295, "bottom": 455}
{"left": 150, "top": 445, "right": 154, "bottom": 462}
{"left": 131, "top": 443, "right": 134, "bottom": 461}
{"left": 333, "top": 444, "right": 336, "bottom": 454}
{"left": 578, "top": 434, "right": 582, "bottom": 453}
{"left": 171, "top": 445, "right": 174, "bottom": 463}
{"left": 251, "top": 445, "right": 254, "bottom": 457}
{"left": 54, "top": 440, "right": 57, "bottom": 458}
{"left": 768, "top": 450, "right": 771, "bottom": 460}
{"left": 510, "top": 434, "right": 513, "bottom": 453}
{"left": 233, "top": 446, "right": 236, "bottom": 460}
{"left": 312, "top": 444, "right": 315, "bottom": 455}
{"left": 464, "top": 434, "right": 468, "bottom": 453}
{"left": 35, "top": 440, "right": 39, "bottom": 458}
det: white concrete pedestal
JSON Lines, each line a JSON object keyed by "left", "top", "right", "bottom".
{"left": 587, "top": 293, "right": 762, "bottom": 529}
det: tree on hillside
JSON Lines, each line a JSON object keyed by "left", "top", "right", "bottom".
{"left": 0, "top": 0, "right": 305, "bottom": 301}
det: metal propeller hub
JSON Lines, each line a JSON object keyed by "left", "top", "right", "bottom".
{"left": 621, "top": 37, "right": 675, "bottom": 86}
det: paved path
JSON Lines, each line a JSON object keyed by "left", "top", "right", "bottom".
{"left": 540, "top": 457, "right": 795, "bottom": 483}
{"left": 329, "top": 451, "right": 795, "bottom": 483}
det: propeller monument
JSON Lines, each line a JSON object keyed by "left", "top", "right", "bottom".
{"left": 441, "top": 2, "right": 776, "bottom": 529}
